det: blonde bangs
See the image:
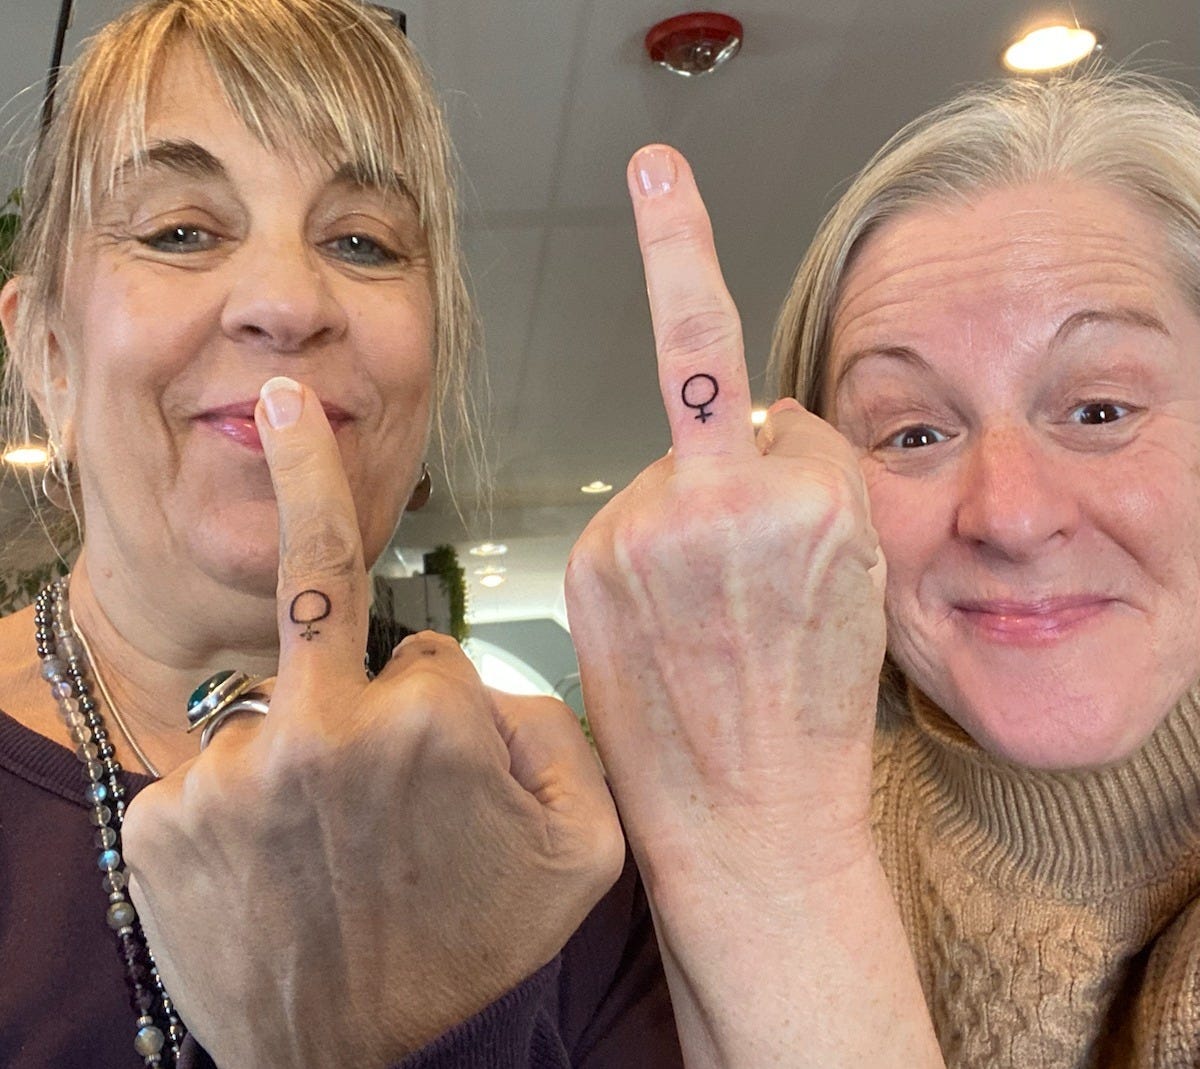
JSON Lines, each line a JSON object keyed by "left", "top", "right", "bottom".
{"left": 8, "top": 0, "right": 476, "bottom": 498}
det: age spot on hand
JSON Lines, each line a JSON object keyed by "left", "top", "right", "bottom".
{"left": 290, "top": 589, "right": 332, "bottom": 641}
{"left": 682, "top": 373, "right": 719, "bottom": 423}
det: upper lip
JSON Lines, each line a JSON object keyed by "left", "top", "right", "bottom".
{"left": 195, "top": 398, "right": 353, "bottom": 424}
{"left": 953, "top": 595, "right": 1113, "bottom": 615}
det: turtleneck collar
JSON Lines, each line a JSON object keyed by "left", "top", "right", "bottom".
{"left": 897, "top": 682, "right": 1200, "bottom": 898}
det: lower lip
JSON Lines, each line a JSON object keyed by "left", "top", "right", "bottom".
{"left": 197, "top": 414, "right": 349, "bottom": 451}
{"left": 955, "top": 601, "right": 1113, "bottom": 646}
{"left": 199, "top": 416, "right": 263, "bottom": 452}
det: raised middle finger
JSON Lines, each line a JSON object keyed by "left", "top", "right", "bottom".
{"left": 256, "top": 375, "right": 370, "bottom": 697}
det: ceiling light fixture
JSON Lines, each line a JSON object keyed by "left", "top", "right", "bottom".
{"left": 3, "top": 444, "right": 49, "bottom": 466}
{"left": 645, "top": 12, "right": 743, "bottom": 77}
{"left": 581, "top": 480, "right": 613, "bottom": 494}
{"left": 475, "top": 565, "right": 507, "bottom": 588}
{"left": 751, "top": 408, "right": 767, "bottom": 427}
{"left": 468, "top": 542, "right": 508, "bottom": 557}
{"left": 1002, "top": 24, "right": 1100, "bottom": 73}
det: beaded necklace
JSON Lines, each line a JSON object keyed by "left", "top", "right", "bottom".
{"left": 35, "top": 578, "right": 185, "bottom": 1067}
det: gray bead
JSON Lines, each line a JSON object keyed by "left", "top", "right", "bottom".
{"left": 106, "top": 900, "right": 137, "bottom": 929}
{"left": 59, "top": 635, "right": 82, "bottom": 660}
{"left": 134, "top": 1026, "right": 165, "bottom": 1056}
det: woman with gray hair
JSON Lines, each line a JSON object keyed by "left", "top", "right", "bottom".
{"left": 0, "top": 1, "right": 680, "bottom": 1066}
{"left": 569, "top": 71, "right": 1200, "bottom": 1068}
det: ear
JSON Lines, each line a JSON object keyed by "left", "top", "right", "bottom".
{"left": 0, "top": 275, "right": 76, "bottom": 453}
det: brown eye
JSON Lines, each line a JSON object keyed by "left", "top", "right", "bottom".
{"left": 888, "top": 425, "right": 947, "bottom": 449}
{"left": 1073, "top": 402, "right": 1128, "bottom": 425}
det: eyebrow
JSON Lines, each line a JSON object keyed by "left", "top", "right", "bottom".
{"left": 329, "top": 160, "right": 413, "bottom": 200}
{"left": 832, "top": 305, "right": 1170, "bottom": 398}
{"left": 114, "top": 140, "right": 412, "bottom": 199}
{"left": 1051, "top": 306, "right": 1169, "bottom": 344}
{"left": 831, "top": 344, "right": 930, "bottom": 398}
{"left": 116, "top": 138, "right": 226, "bottom": 182}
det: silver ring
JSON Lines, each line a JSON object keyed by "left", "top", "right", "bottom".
{"left": 199, "top": 697, "right": 271, "bottom": 751}
{"left": 186, "top": 671, "right": 269, "bottom": 735}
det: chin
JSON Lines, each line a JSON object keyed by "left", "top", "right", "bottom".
{"left": 183, "top": 512, "right": 282, "bottom": 599}
{"left": 937, "top": 675, "right": 1175, "bottom": 772}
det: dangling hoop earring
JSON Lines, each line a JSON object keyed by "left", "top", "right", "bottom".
{"left": 405, "top": 463, "right": 432, "bottom": 512}
{"left": 41, "top": 448, "right": 75, "bottom": 511}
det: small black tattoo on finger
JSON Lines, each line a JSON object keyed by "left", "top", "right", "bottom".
{"left": 682, "top": 373, "right": 719, "bottom": 423}
{"left": 290, "top": 589, "right": 332, "bottom": 641}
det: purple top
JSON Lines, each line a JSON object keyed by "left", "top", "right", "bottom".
{"left": 0, "top": 710, "right": 681, "bottom": 1068}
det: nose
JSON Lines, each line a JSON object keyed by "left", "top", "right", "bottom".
{"left": 220, "top": 237, "right": 346, "bottom": 353}
{"left": 954, "top": 425, "right": 1076, "bottom": 559}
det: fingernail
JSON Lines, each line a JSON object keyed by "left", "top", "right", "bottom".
{"left": 634, "top": 148, "right": 676, "bottom": 197}
{"left": 260, "top": 376, "right": 303, "bottom": 428}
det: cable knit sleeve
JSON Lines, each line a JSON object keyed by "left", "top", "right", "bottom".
{"left": 1131, "top": 893, "right": 1200, "bottom": 1068}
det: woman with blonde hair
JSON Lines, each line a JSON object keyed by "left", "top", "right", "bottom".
{"left": 0, "top": 2, "right": 679, "bottom": 1065}
{"left": 570, "top": 72, "right": 1200, "bottom": 1068}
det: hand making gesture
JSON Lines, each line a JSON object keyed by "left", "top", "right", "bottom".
{"left": 123, "top": 378, "right": 624, "bottom": 1069}
{"left": 565, "top": 147, "right": 942, "bottom": 1068}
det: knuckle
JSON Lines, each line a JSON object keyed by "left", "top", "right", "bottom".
{"left": 278, "top": 509, "right": 362, "bottom": 587}
{"left": 120, "top": 791, "right": 158, "bottom": 864}
{"left": 557, "top": 805, "right": 625, "bottom": 890}
{"left": 655, "top": 302, "right": 741, "bottom": 365}
{"left": 258, "top": 715, "right": 344, "bottom": 794}
{"left": 640, "top": 218, "right": 711, "bottom": 261}
{"left": 395, "top": 629, "right": 460, "bottom": 658}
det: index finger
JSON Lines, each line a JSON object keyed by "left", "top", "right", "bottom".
{"left": 256, "top": 375, "right": 369, "bottom": 694}
{"left": 627, "top": 144, "right": 756, "bottom": 462}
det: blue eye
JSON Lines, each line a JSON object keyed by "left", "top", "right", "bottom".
{"left": 141, "top": 225, "right": 217, "bottom": 252}
{"left": 325, "top": 234, "right": 399, "bottom": 266}
{"left": 886, "top": 425, "right": 948, "bottom": 449}
{"left": 1071, "top": 401, "right": 1129, "bottom": 425}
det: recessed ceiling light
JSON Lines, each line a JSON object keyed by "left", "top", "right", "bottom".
{"left": 475, "top": 566, "right": 507, "bottom": 589}
{"left": 468, "top": 542, "right": 507, "bottom": 557}
{"left": 751, "top": 408, "right": 768, "bottom": 426}
{"left": 581, "top": 480, "right": 613, "bottom": 494}
{"left": 1002, "top": 25, "right": 1100, "bottom": 73}
{"left": 3, "top": 444, "right": 49, "bottom": 466}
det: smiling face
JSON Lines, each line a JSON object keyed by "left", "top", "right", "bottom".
{"left": 828, "top": 181, "right": 1200, "bottom": 769}
{"left": 36, "top": 46, "right": 434, "bottom": 600}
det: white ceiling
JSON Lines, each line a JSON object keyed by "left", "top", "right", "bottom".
{"left": 3, "top": 1, "right": 1199, "bottom": 624}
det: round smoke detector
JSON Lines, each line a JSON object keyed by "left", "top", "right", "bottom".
{"left": 645, "top": 12, "right": 743, "bottom": 77}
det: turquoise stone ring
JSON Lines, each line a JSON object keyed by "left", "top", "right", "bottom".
{"left": 186, "top": 670, "right": 269, "bottom": 734}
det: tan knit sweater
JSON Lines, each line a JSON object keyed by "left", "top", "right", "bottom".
{"left": 872, "top": 684, "right": 1200, "bottom": 1068}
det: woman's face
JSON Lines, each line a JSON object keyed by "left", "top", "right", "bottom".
{"left": 828, "top": 181, "right": 1200, "bottom": 769}
{"left": 35, "top": 46, "right": 434, "bottom": 599}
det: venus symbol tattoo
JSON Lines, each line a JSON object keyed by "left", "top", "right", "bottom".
{"left": 681, "top": 373, "right": 719, "bottom": 423}
{"left": 290, "top": 589, "right": 332, "bottom": 640}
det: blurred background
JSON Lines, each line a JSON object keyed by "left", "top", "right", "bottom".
{"left": 2, "top": 0, "right": 1198, "bottom": 708}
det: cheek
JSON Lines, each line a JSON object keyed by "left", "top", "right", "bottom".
{"left": 862, "top": 464, "right": 950, "bottom": 597}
